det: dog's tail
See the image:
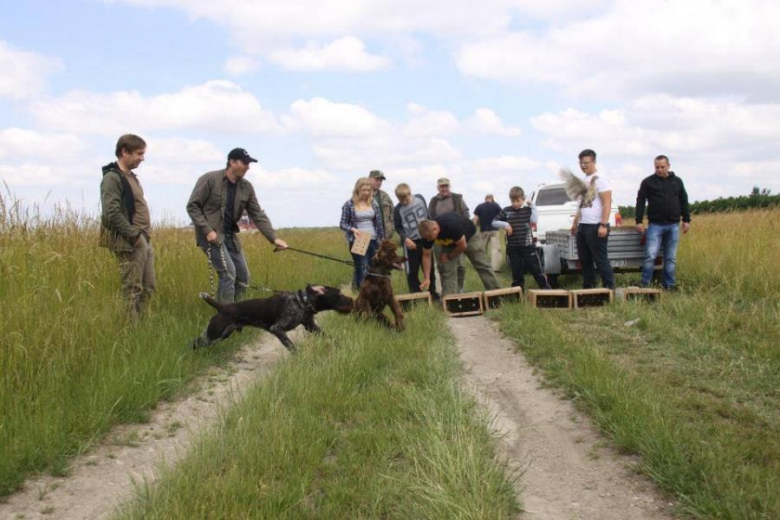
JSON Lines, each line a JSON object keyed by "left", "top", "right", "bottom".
{"left": 199, "top": 292, "right": 222, "bottom": 311}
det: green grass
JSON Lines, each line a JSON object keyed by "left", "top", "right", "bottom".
{"left": 491, "top": 209, "right": 780, "bottom": 519}
{"left": 0, "top": 192, "right": 361, "bottom": 495}
{"left": 114, "top": 307, "right": 519, "bottom": 519}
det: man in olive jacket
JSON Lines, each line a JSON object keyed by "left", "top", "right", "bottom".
{"left": 187, "top": 148, "right": 288, "bottom": 303}
{"left": 100, "top": 134, "right": 155, "bottom": 316}
{"left": 369, "top": 169, "right": 395, "bottom": 240}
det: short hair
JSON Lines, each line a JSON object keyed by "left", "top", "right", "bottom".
{"left": 654, "top": 155, "right": 670, "bottom": 164}
{"left": 352, "top": 177, "right": 372, "bottom": 205}
{"left": 509, "top": 186, "right": 525, "bottom": 200}
{"left": 485, "top": 194, "right": 494, "bottom": 202}
{"left": 115, "top": 134, "right": 146, "bottom": 158}
{"left": 418, "top": 220, "right": 437, "bottom": 237}
{"left": 578, "top": 149, "right": 597, "bottom": 161}
{"left": 395, "top": 183, "right": 411, "bottom": 199}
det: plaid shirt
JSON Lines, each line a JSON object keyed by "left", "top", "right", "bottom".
{"left": 339, "top": 198, "right": 385, "bottom": 242}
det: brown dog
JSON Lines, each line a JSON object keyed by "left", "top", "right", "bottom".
{"left": 354, "top": 240, "right": 406, "bottom": 330}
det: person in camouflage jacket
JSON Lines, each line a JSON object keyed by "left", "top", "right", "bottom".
{"left": 369, "top": 170, "right": 395, "bottom": 240}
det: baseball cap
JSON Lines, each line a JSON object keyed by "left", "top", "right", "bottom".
{"left": 437, "top": 177, "right": 451, "bottom": 186}
{"left": 368, "top": 170, "right": 386, "bottom": 180}
{"left": 227, "top": 148, "right": 258, "bottom": 164}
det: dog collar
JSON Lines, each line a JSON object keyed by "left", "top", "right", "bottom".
{"left": 366, "top": 271, "right": 392, "bottom": 279}
{"left": 295, "top": 290, "right": 316, "bottom": 312}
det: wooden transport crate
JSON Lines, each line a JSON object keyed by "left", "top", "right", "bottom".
{"left": 618, "top": 287, "right": 662, "bottom": 303}
{"left": 528, "top": 289, "right": 572, "bottom": 309}
{"left": 483, "top": 287, "right": 523, "bottom": 310}
{"left": 394, "top": 292, "right": 432, "bottom": 311}
{"left": 571, "top": 288, "right": 614, "bottom": 308}
{"left": 443, "top": 292, "right": 484, "bottom": 317}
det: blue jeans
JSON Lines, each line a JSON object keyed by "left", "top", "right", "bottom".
{"left": 204, "top": 237, "right": 250, "bottom": 303}
{"left": 350, "top": 239, "right": 378, "bottom": 289}
{"left": 641, "top": 223, "right": 679, "bottom": 288}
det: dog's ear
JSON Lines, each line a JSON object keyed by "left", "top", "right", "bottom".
{"left": 308, "top": 285, "right": 325, "bottom": 294}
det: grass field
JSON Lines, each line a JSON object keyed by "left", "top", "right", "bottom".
{"left": 493, "top": 209, "right": 780, "bottom": 519}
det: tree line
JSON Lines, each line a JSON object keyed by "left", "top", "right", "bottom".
{"left": 618, "top": 186, "right": 779, "bottom": 219}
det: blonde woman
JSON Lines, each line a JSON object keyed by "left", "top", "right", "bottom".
{"left": 340, "top": 177, "right": 385, "bottom": 288}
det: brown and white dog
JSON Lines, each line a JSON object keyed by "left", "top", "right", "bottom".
{"left": 354, "top": 240, "right": 406, "bottom": 331}
{"left": 192, "top": 285, "right": 353, "bottom": 352}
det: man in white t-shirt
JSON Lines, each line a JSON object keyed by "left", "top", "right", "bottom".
{"left": 569, "top": 149, "right": 615, "bottom": 289}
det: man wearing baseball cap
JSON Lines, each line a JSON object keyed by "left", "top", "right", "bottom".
{"left": 187, "top": 147, "right": 288, "bottom": 303}
{"left": 369, "top": 169, "right": 395, "bottom": 240}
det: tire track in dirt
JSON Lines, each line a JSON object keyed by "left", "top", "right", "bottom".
{"left": 0, "top": 332, "right": 292, "bottom": 520}
{"left": 450, "top": 315, "right": 676, "bottom": 520}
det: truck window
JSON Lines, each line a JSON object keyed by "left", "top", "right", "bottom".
{"left": 536, "top": 188, "right": 571, "bottom": 206}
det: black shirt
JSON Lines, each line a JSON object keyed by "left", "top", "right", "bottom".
{"left": 635, "top": 172, "right": 691, "bottom": 224}
{"left": 224, "top": 180, "right": 237, "bottom": 237}
{"left": 422, "top": 213, "right": 476, "bottom": 249}
{"left": 473, "top": 201, "right": 502, "bottom": 232}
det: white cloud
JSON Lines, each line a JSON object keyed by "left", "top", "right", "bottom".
{"left": 457, "top": 0, "right": 780, "bottom": 100}
{"left": 30, "top": 80, "right": 281, "bottom": 135}
{"left": 269, "top": 36, "right": 389, "bottom": 71}
{"left": 223, "top": 55, "right": 261, "bottom": 76}
{"left": 468, "top": 108, "right": 521, "bottom": 136}
{"left": 284, "top": 97, "right": 388, "bottom": 137}
{"left": 402, "top": 103, "right": 460, "bottom": 138}
{"left": 0, "top": 41, "right": 62, "bottom": 99}
{"left": 0, "top": 128, "right": 88, "bottom": 160}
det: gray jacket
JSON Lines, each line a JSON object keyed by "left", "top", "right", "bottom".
{"left": 186, "top": 169, "right": 277, "bottom": 251}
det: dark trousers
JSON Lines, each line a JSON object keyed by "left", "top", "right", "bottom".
{"left": 576, "top": 224, "right": 615, "bottom": 289}
{"left": 404, "top": 239, "right": 439, "bottom": 299}
{"left": 507, "top": 245, "right": 551, "bottom": 290}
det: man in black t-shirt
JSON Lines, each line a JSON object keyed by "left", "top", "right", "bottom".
{"left": 418, "top": 213, "right": 501, "bottom": 297}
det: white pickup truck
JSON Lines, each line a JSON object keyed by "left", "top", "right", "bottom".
{"left": 528, "top": 182, "right": 660, "bottom": 286}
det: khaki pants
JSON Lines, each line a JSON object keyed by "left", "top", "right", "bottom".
{"left": 476, "top": 230, "right": 503, "bottom": 273}
{"left": 434, "top": 243, "right": 465, "bottom": 293}
{"left": 116, "top": 235, "right": 156, "bottom": 315}
{"left": 438, "top": 234, "right": 501, "bottom": 297}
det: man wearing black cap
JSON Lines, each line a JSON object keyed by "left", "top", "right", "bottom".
{"left": 187, "top": 148, "right": 288, "bottom": 303}
{"left": 369, "top": 169, "right": 395, "bottom": 240}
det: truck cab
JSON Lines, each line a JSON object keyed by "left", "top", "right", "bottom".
{"left": 529, "top": 182, "right": 619, "bottom": 243}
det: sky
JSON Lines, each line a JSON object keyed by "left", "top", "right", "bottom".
{"left": 2, "top": 0, "right": 779, "bottom": 228}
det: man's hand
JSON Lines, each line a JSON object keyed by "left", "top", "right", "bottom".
{"left": 636, "top": 223, "right": 645, "bottom": 234}
{"left": 598, "top": 225, "right": 608, "bottom": 238}
{"left": 440, "top": 252, "right": 450, "bottom": 264}
{"left": 206, "top": 230, "right": 218, "bottom": 243}
{"left": 274, "top": 238, "right": 288, "bottom": 250}
{"left": 682, "top": 222, "right": 690, "bottom": 234}
{"left": 420, "top": 278, "right": 431, "bottom": 290}
{"left": 570, "top": 223, "right": 578, "bottom": 236}
{"left": 405, "top": 238, "right": 417, "bottom": 250}
{"left": 505, "top": 224, "right": 514, "bottom": 236}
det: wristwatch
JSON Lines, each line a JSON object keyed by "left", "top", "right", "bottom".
{"left": 599, "top": 223, "right": 608, "bottom": 228}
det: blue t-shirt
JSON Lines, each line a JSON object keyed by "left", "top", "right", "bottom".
{"left": 473, "top": 201, "right": 502, "bottom": 232}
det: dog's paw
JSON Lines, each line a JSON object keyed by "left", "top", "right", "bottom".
{"left": 199, "top": 292, "right": 210, "bottom": 300}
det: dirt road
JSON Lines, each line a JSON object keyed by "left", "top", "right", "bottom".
{"left": 450, "top": 315, "right": 675, "bottom": 520}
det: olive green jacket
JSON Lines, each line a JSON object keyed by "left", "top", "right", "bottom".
{"left": 375, "top": 189, "right": 395, "bottom": 240}
{"left": 99, "top": 162, "right": 142, "bottom": 254}
{"left": 186, "top": 169, "right": 277, "bottom": 251}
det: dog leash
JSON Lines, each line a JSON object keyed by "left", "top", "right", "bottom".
{"left": 275, "top": 246, "right": 354, "bottom": 266}
{"left": 206, "top": 243, "right": 277, "bottom": 296}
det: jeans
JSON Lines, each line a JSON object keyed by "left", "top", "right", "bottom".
{"left": 438, "top": 235, "right": 500, "bottom": 297}
{"left": 403, "top": 239, "right": 439, "bottom": 299}
{"left": 641, "top": 223, "right": 680, "bottom": 288}
{"left": 350, "top": 239, "right": 378, "bottom": 289}
{"left": 576, "top": 224, "right": 615, "bottom": 289}
{"left": 507, "top": 246, "right": 551, "bottom": 290}
{"left": 204, "top": 237, "right": 250, "bottom": 303}
{"left": 116, "top": 234, "right": 156, "bottom": 316}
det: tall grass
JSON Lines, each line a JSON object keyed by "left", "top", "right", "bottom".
{"left": 494, "top": 209, "right": 780, "bottom": 519}
{"left": 0, "top": 191, "right": 357, "bottom": 495}
{"left": 115, "top": 307, "right": 519, "bottom": 519}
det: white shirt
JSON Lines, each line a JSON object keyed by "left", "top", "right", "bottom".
{"left": 578, "top": 172, "right": 612, "bottom": 224}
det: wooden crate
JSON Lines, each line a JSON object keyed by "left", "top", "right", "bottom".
{"left": 618, "top": 287, "right": 662, "bottom": 303}
{"left": 571, "top": 288, "right": 613, "bottom": 308}
{"left": 528, "top": 289, "right": 572, "bottom": 309}
{"left": 395, "top": 292, "right": 432, "bottom": 311}
{"left": 443, "top": 292, "right": 484, "bottom": 317}
{"left": 483, "top": 287, "right": 523, "bottom": 310}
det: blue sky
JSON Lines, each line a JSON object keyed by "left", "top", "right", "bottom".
{"left": 2, "top": 0, "right": 779, "bottom": 228}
